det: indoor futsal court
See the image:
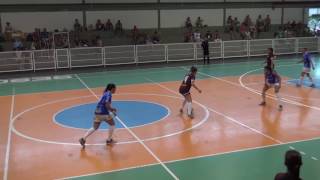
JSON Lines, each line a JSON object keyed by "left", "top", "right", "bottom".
{"left": 1, "top": 55, "right": 320, "bottom": 179}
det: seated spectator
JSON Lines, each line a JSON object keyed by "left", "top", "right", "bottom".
{"left": 256, "top": 15, "right": 265, "bottom": 33}
{"left": 213, "top": 30, "right": 221, "bottom": 42}
{"left": 95, "top": 36, "right": 103, "bottom": 47}
{"left": 151, "top": 30, "right": 160, "bottom": 44}
{"left": 234, "top": 17, "right": 240, "bottom": 32}
{"left": 184, "top": 30, "right": 192, "bottom": 42}
{"left": 40, "top": 28, "right": 50, "bottom": 48}
{"left": 13, "top": 38, "right": 23, "bottom": 50}
{"left": 5, "top": 22, "right": 13, "bottom": 41}
{"left": 274, "top": 150, "right": 302, "bottom": 180}
{"left": 285, "top": 21, "right": 292, "bottom": 31}
{"left": 105, "top": 19, "right": 113, "bottom": 31}
{"left": 249, "top": 25, "right": 256, "bottom": 39}
{"left": 205, "top": 30, "right": 213, "bottom": 41}
{"left": 226, "top": 16, "right": 233, "bottom": 32}
{"left": 95, "top": 19, "right": 104, "bottom": 31}
{"left": 240, "top": 23, "right": 250, "bottom": 40}
{"left": 274, "top": 26, "right": 284, "bottom": 38}
{"left": 291, "top": 20, "right": 297, "bottom": 31}
{"left": 115, "top": 20, "right": 123, "bottom": 35}
{"left": 264, "top": 15, "right": 271, "bottom": 32}
{"left": 193, "top": 29, "right": 201, "bottom": 42}
{"left": 185, "top": 17, "right": 192, "bottom": 30}
{"left": 0, "top": 31, "right": 5, "bottom": 42}
{"left": 195, "top": 16, "right": 203, "bottom": 28}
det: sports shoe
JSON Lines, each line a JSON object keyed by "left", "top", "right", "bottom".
{"left": 106, "top": 139, "right": 117, "bottom": 145}
{"left": 188, "top": 109, "right": 194, "bottom": 119}
{"left": 79, "top": 138, "right": 86, "bottom": 149}
{"left": 310, "top": 84, "right": 315, "bottom": 88}
{"left": 278, "top": 105, "right": 283, "bottom": 111}
{"left": 179, "top": 108, "right": 183, "bottom": 114}
{"left": 259, "top": 102, "right": 266, "bottom": 106}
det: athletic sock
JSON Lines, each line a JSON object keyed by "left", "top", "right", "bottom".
{"left": 84, "top": 128, "right": 96, "bottom": 140}
{"left": 187, "top": 102, "right": 192, "bottom": 115}
{"left": 108, "top": 125, "right": 115, "bottom": 140}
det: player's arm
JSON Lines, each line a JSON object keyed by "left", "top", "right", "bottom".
{"left": 191, "top": 80, "right": 202, "bottom": 93}
{"left": 105, "top": 96, "right": 117, "bottom": 113}
{"left": 311, "top": 59, "right": 315, "bottom": 70}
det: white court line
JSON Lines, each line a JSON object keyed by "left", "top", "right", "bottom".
{"left": 74, "top": 74, "right": 179, "bottom": 180}
{"left": 145, "top": 77, "right": 283, "bottom": 145}
{"left": 59, "top": 136, "right": 320, "bottom": 180}
{"left": 312, "top": 157, "right": 318, "bottom": 161}
{"left": 3, "top": 88, "right": 15, "bottom": 180}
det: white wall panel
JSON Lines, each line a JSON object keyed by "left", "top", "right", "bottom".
{"left": 1, "top": 12, "right": 82, "bottom": 32}
{"left": 161, "top": 9, "right": 223, "bottom": 28}
{"left": 0, "top": 0, "right": 80, "bottom": 4}
{"left": 283, "top": 8, "right": 304, "bottom": 23}
{"left": 87, "top": 0, "right": 156, "bottom": 2}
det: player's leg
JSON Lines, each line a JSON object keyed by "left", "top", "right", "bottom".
{"left": 185, "top": 93, "right": 194, "bottom": 118}
{"left": 274, "top": 85, "right": 283, "bottom": 111}
{"left": 306, "top": 73, "right": 315, "bottom": 87}
{"left": 180, "top": 98, "right": 187, "bottom": 113}
{"left": 297, "top": 71, "right": 305, "bottom": 87}
{"left": 79, "top": 117, "right": 101, "bottom": 148}
{"left": 259, "top": 84, "right": 269, "bottom": 106}
{"left": 105, "top": 114, "right": 116, "bottom": 145}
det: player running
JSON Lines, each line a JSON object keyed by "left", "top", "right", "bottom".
{"left": 296, "top": 48, "right": 315, "bottom": 88}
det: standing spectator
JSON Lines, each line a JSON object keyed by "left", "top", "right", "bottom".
{"left": 105, "top": 19, "right": 113, "bottom": 32}
{"left": 184, "top": 30, "right": 192, "bottom": 42}
{"left": 195, "top": 17, "right": 203, "bottom": 28}
{"left": 95, "top": 19, "right": 104, "bottom": 31}
{"left": 151, "top": 30, "right": 160, "bottom": 44}
{"left": 264, "top": 15, "right": 271, "bottom": 32}
{"left": 115, "top": 20, "right": 123, "bottom": 35}
{"left": 244, "top": 15, "right": 252, "bottom": 26}
{"left": 226, "top": 16, "right": 233, "bottom": 32}
{"left": 256, "top": 15, "right": 265, "bottom": 34}
{"left": 74, "top": 19, "right": 82, "bottom": 40}
{"left": 234, "top": 17, "right": 240, "bottom": 32}
{"left": 4, "top": 22, "right": 13, "bottom": 41}
{"left": 201, "top": 38, "right": 210, "bottom": 64}
{"left": 131, "top": 25, "right": 139, "bottom": 44}
{"left": 185, "top": 17, "right": 192, "bottom": 30}
{"left": 275, "top": 150, "right": 302, "bottom": 180}
{"left": 40, "top": 28, "right": 50, "bottom": 49}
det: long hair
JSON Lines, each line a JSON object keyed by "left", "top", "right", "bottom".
{"left": 104, "top": 83, "right": 116, "bottom": 93}
{"left": 285, "top": 150, "right": 302, "bottom": 178}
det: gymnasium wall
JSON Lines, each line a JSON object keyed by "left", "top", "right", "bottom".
{"left": 86, "top": 10, "right": 157, "bottom": 29}
{"left": 0, "top": 0, "right": 81, "bottom": 4}
{"left": 0, "top": 12, "right": 82, "bottom": 32}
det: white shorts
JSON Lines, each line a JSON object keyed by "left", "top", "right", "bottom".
{"left": 94, "top": 112, "right": 115, "bottom": 123}
{"left": 267, "top": 83, "right": 280, "bottom": 88}
{"left": 303, "top": 67, "right": 310, "bottom": 73}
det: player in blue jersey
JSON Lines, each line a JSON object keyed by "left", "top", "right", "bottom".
{"left": 296, "top": 48, "right": 315, "bottom": 87}
{"left": 264, "top": 48, "right": 276, "bottom": 69}
{"left": 179, "top": 66, "right": 202, "bottom": 118}
{"left": 79, "top": 83, "right": 117, "bottom": 149}
{"left": 259, "top": 66, "right": 283, "bottom": 111}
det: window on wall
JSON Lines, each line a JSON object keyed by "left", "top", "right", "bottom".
{"left": 308, "top": 8, "right": 320, "bottom": 31}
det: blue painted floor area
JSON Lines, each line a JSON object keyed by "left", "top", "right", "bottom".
{"left": 287, "top": 79, "right": 320, "bottom": 88}
{"left": 54, "top": 101, "right": 169, "bottom": 129}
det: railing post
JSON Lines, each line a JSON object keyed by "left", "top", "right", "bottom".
{"left": 68, "top": 48, "right": 72, "bottom": 69}
{"left": 54, "top": 49, "right": 57, "bottom": 71}
{"left": 31, "top": 50, "right": 35, "bottom": 72}
{"left": 134, "top": 45, "right": 138, "bottom": 64}
{"left": 222, "top": 41, "right": 225, "bottom": 60}
{"left": 165, "top": 45, "right": 168, "bottom": 63}
{"left": 295, "top": 38, "right": 299, "bottom": 54}
{"left": 102, "top": 47, "right": 106, "bottom": 67}
{"left": 247, "top": 40, "right": 250, "bottom": 57}
{"left": 272, "top": 39, "right": 275, "bottom": 54}
{"left": 194, "top": 43, "right": 197, "bottom": 61}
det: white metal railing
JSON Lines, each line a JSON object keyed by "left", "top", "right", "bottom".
{"left": 0, "top": 37, "right": 319, "bottom": 73}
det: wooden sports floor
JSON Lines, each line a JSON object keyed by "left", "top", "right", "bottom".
{"left": 1, "top": 55, "right": 320, "bottom": 180}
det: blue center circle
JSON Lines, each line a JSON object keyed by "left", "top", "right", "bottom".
{"left": 54, "top": 101, "right": 169, "bottom": 129}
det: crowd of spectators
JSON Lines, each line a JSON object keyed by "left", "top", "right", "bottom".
{"left": 0, "top": 14, "right": 316, "bottom": 52}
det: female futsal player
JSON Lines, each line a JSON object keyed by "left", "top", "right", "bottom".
{"left": 259, "top": 66, "right": 283, "bottom": 111}
{"left": 296, "top": 48, "right": 315, "bottom": 88}
{"left": 179, "top": 66, "right": 202, "bottom": 118}
{"left": 79, "top": 83, "right": 117, "bottom": 149}
{"left": 264, "top": 48, "right": 276, "bottom": 69}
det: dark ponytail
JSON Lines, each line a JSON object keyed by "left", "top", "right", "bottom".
{"left": 104, "top": 83, "right": 116, "bottom": 92}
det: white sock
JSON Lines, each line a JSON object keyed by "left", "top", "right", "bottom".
{"left": 181, "top": 100, "right": 187, "bottom": 110}
{"left": 83, "top": 128, "right": 96, "bottom": 140}
{"left": 299, "top": 76, "right": 304, "bottom": 85}
{"left": 108, "top": 125, "right": 115, "bottom": 140}
{"left": 309, "top": 76, "right": 314, "bottom": 84}
{"left": 187, "top": 102, "right": 192, "bottom": 115}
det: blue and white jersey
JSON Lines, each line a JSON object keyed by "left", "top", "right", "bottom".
{"left": 95, "top": 91, "right": 112, "bottom": 115}
{"left": 303, "top": 52, "right": 312, "bottom": 69}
